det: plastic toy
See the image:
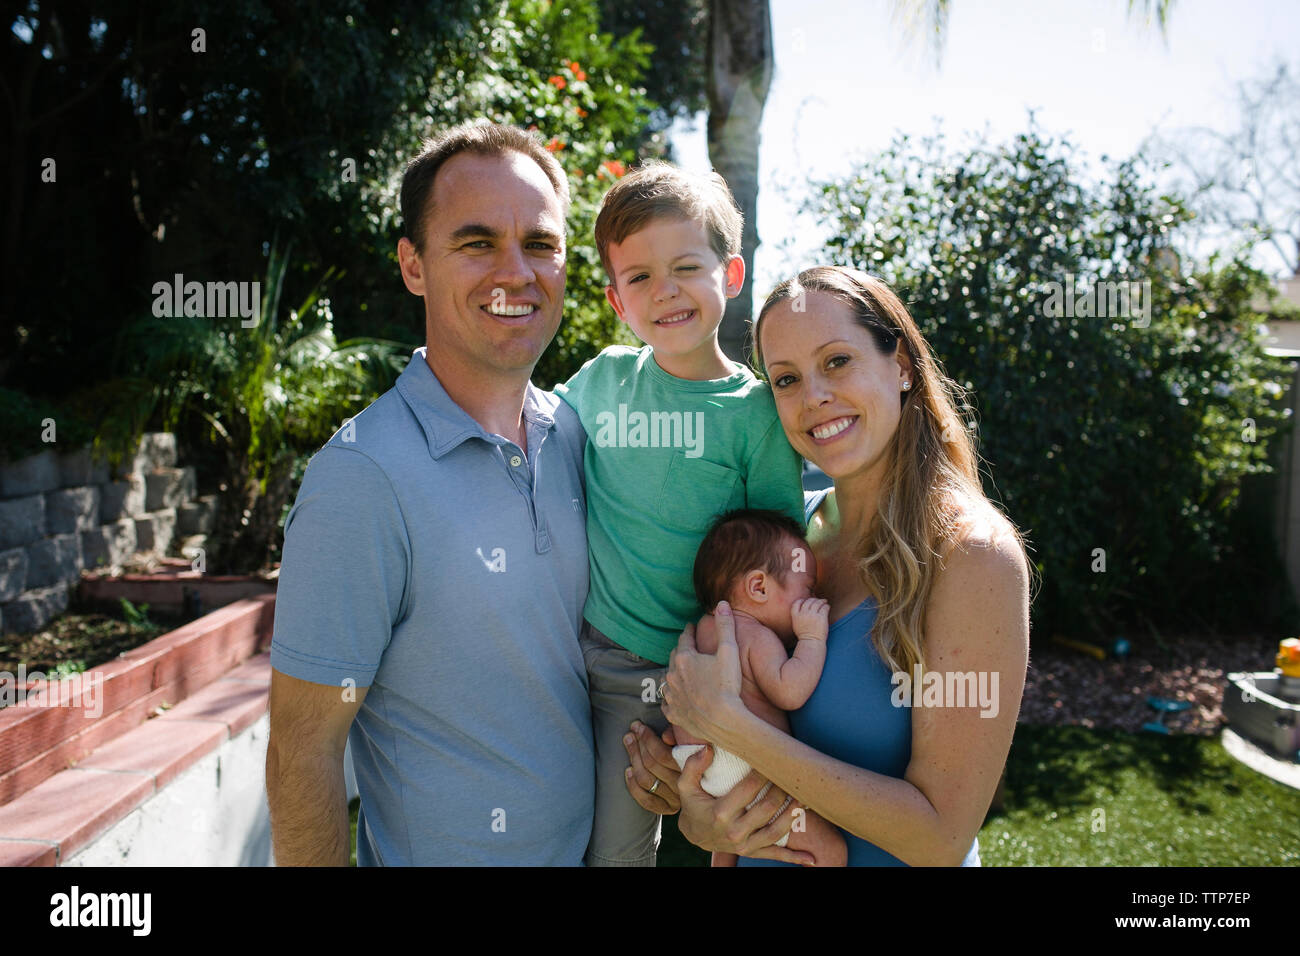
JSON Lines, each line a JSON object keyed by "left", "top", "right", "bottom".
{"left": 1142, "top": 695, "right": 1191, "bottom": 734}
{"left": 1051, "top": 635, "right": 1130, "bottom": 661}
{"left": 1277, "top": 638, "right": 1300, "bottom": 677}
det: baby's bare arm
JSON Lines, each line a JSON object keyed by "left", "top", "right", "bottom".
{"left": 787, "top": 808, "right": 848, "bottom": 867}
{"left": 748, "top": 599, "right": 829, "bottom": 711}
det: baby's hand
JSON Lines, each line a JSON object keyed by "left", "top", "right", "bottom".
{"left": 791, "top": 598, "right": 829, "bottom": 642}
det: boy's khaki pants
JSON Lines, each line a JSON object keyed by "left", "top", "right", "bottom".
{"left": 580, "top": 620, "right": 670, "bottom": 867}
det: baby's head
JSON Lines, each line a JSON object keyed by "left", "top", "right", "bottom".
{"left": 593, "top": 161, "right": 744, "bottom": 366}
{"left": 693, "top": 509, "right": 817, "bottom": 644}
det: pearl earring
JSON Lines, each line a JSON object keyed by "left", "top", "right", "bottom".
{"left": 902, "top": 380, "right": 911, "bottom": 391}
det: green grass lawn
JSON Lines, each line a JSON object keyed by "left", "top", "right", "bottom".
{"left": 348, "top": 724, "right": 1299, "bottom": 866}
{"left": 980, "top": 724, "right": 1299, "bottom": 866}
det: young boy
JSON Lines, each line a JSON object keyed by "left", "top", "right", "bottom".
{"left": 676, "top": 508, "right": 847, "bottom": 867}
{"left": 553, "top": 160, "right": 805, "bottom": 866}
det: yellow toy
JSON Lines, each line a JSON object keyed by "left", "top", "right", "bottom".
{"left": 1277, "top": 638, "right": 1300, "bottom": 678}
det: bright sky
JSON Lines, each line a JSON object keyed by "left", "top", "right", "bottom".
{"left": 669, "top": 0, "right": 1300, "bottom": 304}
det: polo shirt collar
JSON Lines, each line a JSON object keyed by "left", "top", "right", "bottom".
{"left": 396, "top": 347, "right": 554, "bottom": 460}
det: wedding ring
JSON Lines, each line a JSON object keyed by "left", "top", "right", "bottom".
{"left": 648, "top": 779, "right": 660, "bottom": 795}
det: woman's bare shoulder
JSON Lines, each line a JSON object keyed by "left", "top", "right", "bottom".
{"left": 927, "top": 497, "right": 1031, "bottom": 656}
{"left": 941, "top": 496, "right": 1023, "bottom": 555}
{"left": 935, "top": 496, "right": 1029, "bottom": 592}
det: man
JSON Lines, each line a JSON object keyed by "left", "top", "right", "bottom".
{"left": 265, "top": 123, "right": 596, "bottom": 865}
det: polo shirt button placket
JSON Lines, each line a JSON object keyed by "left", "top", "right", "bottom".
{"left": 501, "top": 445, "right": 528, "bottom": 493}
{"left": 501, "top": 443, "right": 544, "bottom": 549}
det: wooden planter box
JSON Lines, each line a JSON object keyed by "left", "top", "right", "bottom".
{"left": 78, "top": 567, "right": 276, "bottom": 615}
{"left": 0, "top": 594, "right": 276, "bottom": 865}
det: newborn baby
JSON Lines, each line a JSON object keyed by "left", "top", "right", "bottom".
{"left": 673, "top": 508, "right": 847, "bottom": 867}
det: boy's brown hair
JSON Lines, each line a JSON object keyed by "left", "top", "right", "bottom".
{"left": 693, "top": 509, "right": 807, "bottom": 612}
{"left": 594, "top": 159, "right": 743, "bottom": 281}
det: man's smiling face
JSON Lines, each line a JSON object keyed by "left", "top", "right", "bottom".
{"left": 398, "top": 150, "right": 567, "bottom": 381}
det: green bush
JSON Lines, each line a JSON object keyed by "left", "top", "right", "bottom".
{"left": 0, "top": 388, "right": 66, "bottom": 463}
{"left": 113, "top": 243, "right": 409, "bottom": 572}
{"left": 0, "top": 385, "right": 142, "bottom": 467}
{"left": 804, "top": 124, "right": 1295, "bottom": 636}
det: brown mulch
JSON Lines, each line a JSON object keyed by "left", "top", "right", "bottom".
{"left": 1019, "top": 632, "right": 1286, "bottom": 736}
{"left": 0, "top": 604, "right": 184, "bottom": 679}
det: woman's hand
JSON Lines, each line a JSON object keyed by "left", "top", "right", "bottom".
{"left": 676, "top": 745, "right": 813, "bottom": 865}
{"left": 660, "top": 601, "right": 747, "bottom": 746}
{"left": 623, "top": 722, "right": 681, "bottom": 815}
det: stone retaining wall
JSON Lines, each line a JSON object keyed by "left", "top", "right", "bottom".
{"left": 0, "top": 434, "right": 219, "bottom": 634}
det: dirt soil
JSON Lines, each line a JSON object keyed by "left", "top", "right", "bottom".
{"left": 1019, "top": 632, "right": 1288, "bottom": 735}
{"left": 0, "top": 602, "right": 185, "bottom": 678}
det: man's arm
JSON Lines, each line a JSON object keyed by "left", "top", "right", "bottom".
{"left": 267, "top": 443, "right": 408, "bottom": 864}
{"left": 266, "top": 670, "right": 368, "bottom": 866}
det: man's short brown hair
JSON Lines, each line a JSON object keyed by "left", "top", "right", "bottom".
{"left": 400, "top": 122, "right": 571, "bottom": 252}
{"left": 693, "top": 509, "right": 807, "bottom": 612}
{"left": 593, "top": 160, "right": 742, "bottom": 281}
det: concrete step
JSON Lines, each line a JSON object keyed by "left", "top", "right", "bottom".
{"left": 144, "top": 467, "right": 196, "bottom": 513}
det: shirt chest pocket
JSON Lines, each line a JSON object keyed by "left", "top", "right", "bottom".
{"left": 656, "top": 452, "right": 745, "bottom": 531}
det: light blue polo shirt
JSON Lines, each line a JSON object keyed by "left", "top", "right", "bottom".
{"left": 270, "top": 347, "right": 594, "bottom": 866}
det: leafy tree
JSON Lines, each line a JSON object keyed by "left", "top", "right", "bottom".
{"left": 2, "top": 0, "right": 479, "bottom": 393}
{"left": 889, "top": 0, "right": 1178, "bottom": 66}
{"left": 805, "top": 124, "right": 1295, "bottom": 636}
{"left": 1151, "top": 59, "right": 1300, "bottom": 278}
{"left": 596, "top": 0, "right": 708, "bottom": 136}
{"left": 2, "top": 0, "right": 653, "bottom": 420}
{"left": 3, "top": 0, "right": 659, "bottom": 571}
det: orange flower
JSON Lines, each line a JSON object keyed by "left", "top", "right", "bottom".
{"left": 575, "top": 106, "right": 588, "bottom": 118}
{"left": 600, "top": 159, "right": 627, "bottom": 179}
{"left": 548, "top": 75, "right": 567, "bottom": 90}
{"left": 545, "top": 137, "right": 564, "bottom": 152}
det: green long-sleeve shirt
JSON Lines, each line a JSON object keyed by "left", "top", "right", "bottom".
{"left": 554, "top": 345, "right": 805, "bottom": 664}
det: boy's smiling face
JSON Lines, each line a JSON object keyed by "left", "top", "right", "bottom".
{"left": 603, "top": 216, "right": 744, "bottom": 380}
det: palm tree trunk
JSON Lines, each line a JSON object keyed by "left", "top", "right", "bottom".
{"left": 707, "top": 0, "right": 773, "bottom": 365}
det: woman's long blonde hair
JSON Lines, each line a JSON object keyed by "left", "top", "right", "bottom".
{"left": 754, "top": 266, "right": 1026, "bottom": 676}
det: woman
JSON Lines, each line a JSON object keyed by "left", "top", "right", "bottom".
{"left": 623, "top": 266, "right": 1031, "bottom": 865}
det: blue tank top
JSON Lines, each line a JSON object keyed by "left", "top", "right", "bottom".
{"left": 736, "top": 489, "right": 980, "bottom": 867}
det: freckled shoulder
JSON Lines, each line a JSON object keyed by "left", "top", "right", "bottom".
{"left": 931, "top": 496, "right": 1030, "bottom": 616}
{"left": 924, "top": 497, "right": 1031, "bottom": 669}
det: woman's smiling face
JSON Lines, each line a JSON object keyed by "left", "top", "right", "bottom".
{"left": 760, "top": 290, "right": 913, "bottom": 482}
